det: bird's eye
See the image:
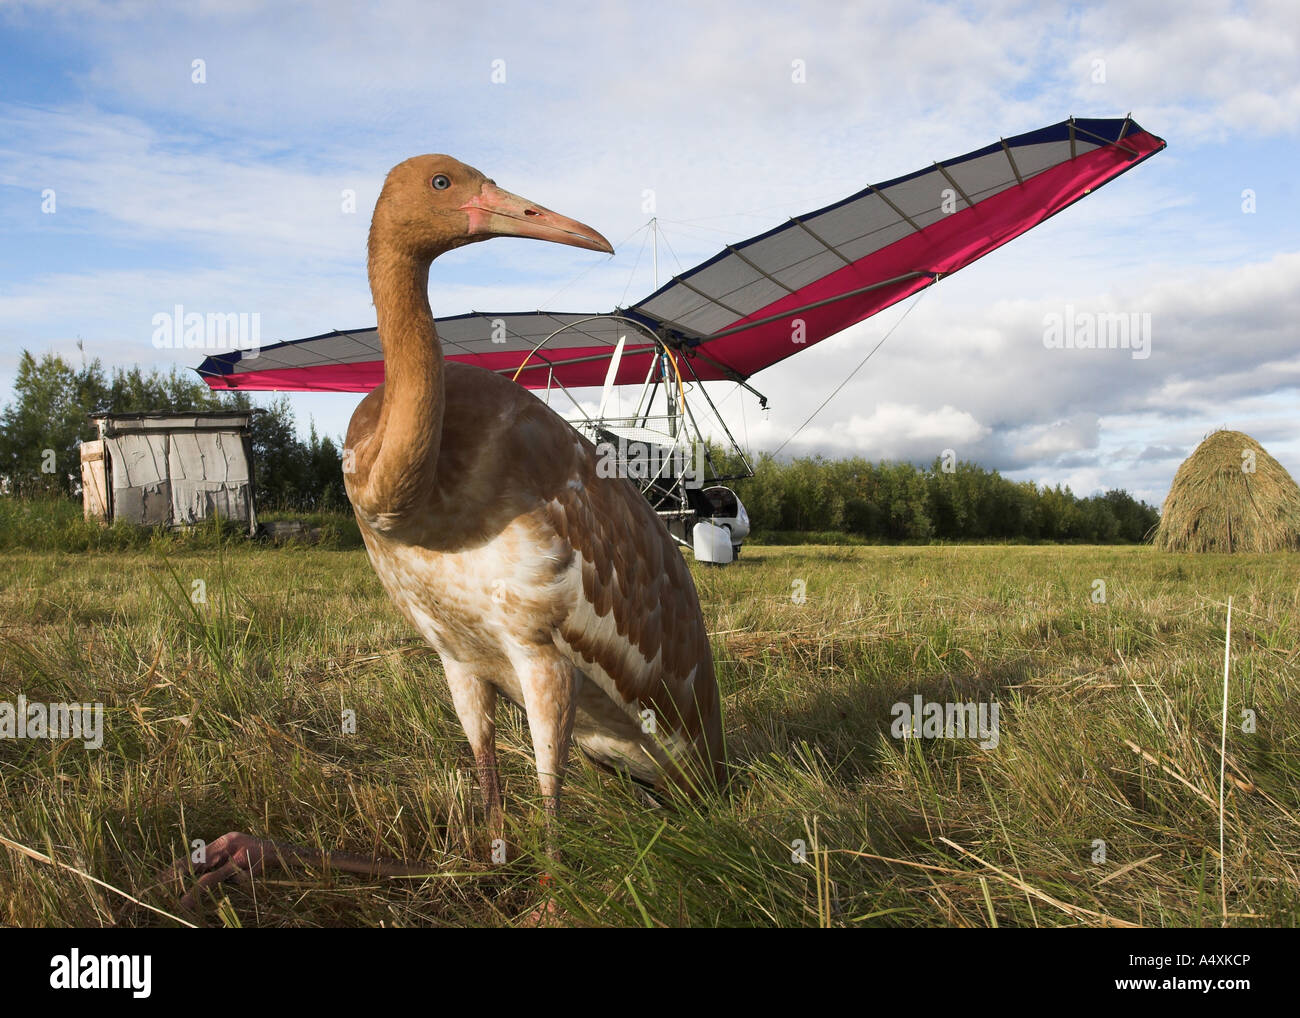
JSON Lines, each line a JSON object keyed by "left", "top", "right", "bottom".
{"left": 431, "top": 174, "right": 451, "bottom": 190}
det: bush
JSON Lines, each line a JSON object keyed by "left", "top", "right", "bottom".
{"left": 0, "top": 497, "right": 361, "bottom": 552}
{"left": 729, "top": 451, "right": 1157, "bottom": 543}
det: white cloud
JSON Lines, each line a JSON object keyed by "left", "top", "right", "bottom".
{"left": 1072, "top": 0, "right": 1300, "bottom": 139}
{"left": 775, "top": 403, "right": 989, "bottom": 460}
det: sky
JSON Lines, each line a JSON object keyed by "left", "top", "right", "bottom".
{"left": 1, "top": 0, "right": 1296, "bottom": 506}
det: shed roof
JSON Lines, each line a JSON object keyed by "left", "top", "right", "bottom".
{"left": 90, "top": 411, "right": 255, "bottom": 435}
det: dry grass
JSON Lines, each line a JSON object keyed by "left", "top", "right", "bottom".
{"left": 1, "top": 542, "right": 1297, "bottom": 926}
{"left": 1154, "top": 429, "right": 1300, "bottom": 553}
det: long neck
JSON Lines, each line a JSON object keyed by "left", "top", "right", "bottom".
{"left": 358, "top": 242, "right": 443, "bottom": 518}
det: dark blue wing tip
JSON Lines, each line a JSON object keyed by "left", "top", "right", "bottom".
{"left": 195, "top": 350, "right": 243, "bottom": 376}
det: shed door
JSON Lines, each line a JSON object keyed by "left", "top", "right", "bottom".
{"left": 80, "top": 440, "right": 109, "bottom": 521}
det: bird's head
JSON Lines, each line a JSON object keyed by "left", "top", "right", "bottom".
{"left": 370, "top": 154, "right": 613, "bottom": 261}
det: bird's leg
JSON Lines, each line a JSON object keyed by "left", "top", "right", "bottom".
{"left": 515, "top": 655, "right": 577, "bottom": 860}
{"left": 475, "top": 747, "right": 504, "bottom": 845}
{"left": 514, "top": 655, "right": 576, "bottom": 926}
{"left": 443, "top": 663, "right": 504, "bottom": 852}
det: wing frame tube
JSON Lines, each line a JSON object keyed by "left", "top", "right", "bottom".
{"left": 702, "top": 270, "right": 934, "bottom": 342}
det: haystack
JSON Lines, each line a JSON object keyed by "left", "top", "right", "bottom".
{"left": 1154, "top": 429, "right": 1300, "bottom": 552}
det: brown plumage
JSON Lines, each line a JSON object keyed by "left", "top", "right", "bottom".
{"left": 348, "top": 156, "right": 725, "bottom": 816}
{"left": 170, "top": 155, "right": 724, "bottom": 907}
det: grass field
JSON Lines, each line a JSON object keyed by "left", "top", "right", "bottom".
{"left": 1, "top": 541, "right": 1296, "bottom": 927}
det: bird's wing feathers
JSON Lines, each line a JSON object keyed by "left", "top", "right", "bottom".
{"left": 523, "top": 400, "right": 722, "bottom": 775}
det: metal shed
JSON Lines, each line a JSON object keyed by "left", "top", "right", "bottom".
{"left": 80, "top": 412, "right": 257, "bottom": 533}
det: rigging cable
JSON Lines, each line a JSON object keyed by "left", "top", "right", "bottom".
{"left": 538, "top": 220, "right": 645, "bottom": 310}
{"left": 772, "top": 285, "right": 931, "bottom": 458}
{"left": 656, "top": 223, "right": 688, "bottom": 276}
{"left": 616, "top": 220, "right": 652, "bottom": 308}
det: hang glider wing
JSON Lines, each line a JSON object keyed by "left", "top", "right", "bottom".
{"left": 196, "top": 312, "right": 649, "bottom": 393}
{"left": 198, "top": 116, "right": 1164, "bottom": 394}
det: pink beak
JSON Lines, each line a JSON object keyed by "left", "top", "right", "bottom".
{"left": 460, "top": 182, "right": 614, "bottom": 254}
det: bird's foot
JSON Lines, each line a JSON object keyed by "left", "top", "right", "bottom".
{"left": 524, "top": 874, "right": 564, "bottom": 927}
{"left": 162, "top": 831, "right": 444, "bottom": 911}
{"left": 162, "top": 831, "right": 283, "bottom": 911}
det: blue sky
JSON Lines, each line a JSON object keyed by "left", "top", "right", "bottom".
{"left": 1, "top": 0, "right": 1296, "bottom": 505}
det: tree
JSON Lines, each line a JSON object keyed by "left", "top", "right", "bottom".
{"left": 0, "top": 351, "right": 107, "bottom": 495}
{"left": 305, "top": 423, "right": 348, "bottom": 510}
{"left": 103, "top": 364, "right": 230, "bottom": 416}
{"left": 1102, "top": 489, "right": 1159, "bottom": 542}
{"left": 0, "top": 348, "right": 345, "bottom": 510}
